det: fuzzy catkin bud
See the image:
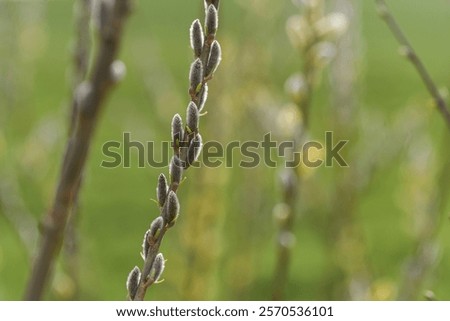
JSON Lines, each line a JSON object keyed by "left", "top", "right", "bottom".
{"left": 186, "top": 133, "right": 203, "bottom": 168}
{"left": 186, "top": 102, "right": 199, "bottom": 133}
{"left": 205, "top": 4, "right": 218, "bottom": 37}
{"left": 149, "top": 216, "right": 164, "bottom": 239}
{"left": 285, "top": 73, "right": 307, "bottom": 104}
{"left": 171, "top": 114, "right": 184, "bottom": 155}
{"left": 190, "top": 19, "right": 204, "bottom": 58}
{"left": 169, "top": 156, "right": 183, "bottom": 186}
{"left": 189, "top": 58, "right": 204, "bottom": 96}
{"left": 156, "top": 173, "right": 168, "bottom": 207}
{"left": 315, "top": 13, "right": 348, "bottom": 40}
{"left": 198, "top": 83, "right": 208, "bottom": 112}
{"left": 163, "top": 191, "right": 179, "bottom": 224}
{"left": 126, "top": 266, "right": 141, "bottom": 300}
{"left": 205, "top": 40, "right": 222, "bottom": 78}
{"left": 110, "top": 60, "right": 126, "bottom": 84}
{"left": 150, "top": 253, "right": 165, "bottom": 282}
{"left": 312, "top": 41, "right": 337, "bottom": 67}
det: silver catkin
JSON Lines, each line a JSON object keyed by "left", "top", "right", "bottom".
{"left": 205, "top": 4, "right": 218, "bottom": 37}
{"left": 156, "top": 173, "right": 168, "bottom": 207}
{"left": 186, "top": 133, "right": 203, "bottom": 167}
{"left": 163, "top": 191, "right": 180, "bottom": 224}
{"left": 126, "top": 266, "right": 141, "bottom": 300}
{"left": 151, "top": 253, "right": 165, "bottom": 282}
{"left": 171, "top": 114, "right": 183, "bottom": 152}
{"left": 186, "top": 101, "right": 199, "bottom": 133}
{"left": 169, "top": 156, "right": 183, "bottom": 186}
{"left": 149, "top": 216, "right": 164, "bottom": 239}
{"left": 190, "top": 19, "right": 204, "bottom": 58}
{"left": 189, "top": 58, "right": 204, "bottom": 96}
{"left": 205, "top": 40, "right": 222, "bottom": 78}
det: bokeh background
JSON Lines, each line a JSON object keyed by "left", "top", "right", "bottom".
{"left": 1, "top": 0, "right": 450, "bottom": 300}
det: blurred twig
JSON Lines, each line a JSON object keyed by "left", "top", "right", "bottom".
{"left": 398, "top": 132, "right": 450, "bottom": 299}
{"left": 376, "top": 0, "right": 450, "bottom": 299}
{"left": 327, "top": 0, "right": 372, "bottom": 300}
{"left": 375, "top": 0, "right": 450, "bottom": 130}
{"left": 70, "top": 0, "right": 92, "bottom": 134}
{"left": 60, "top": 0, "right": 93, "bottom": 300}
{"left": 24, "top": 0, "right": 132, "bottom": 300}
{"left": 272, "top": 0, "right": 347, "bottom": 300}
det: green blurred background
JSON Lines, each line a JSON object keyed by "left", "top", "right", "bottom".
{"left": 0, "top": 0, "right": 449, "bottom": 300}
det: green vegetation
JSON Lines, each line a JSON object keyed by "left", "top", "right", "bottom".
{"left": 0, "top": 0, "right": 449, "bottom": 300}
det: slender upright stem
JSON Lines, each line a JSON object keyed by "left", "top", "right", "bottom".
{"left": 61, "top": 0, "right": 93, "bottom": 300}
{"left": 129, "top": 1, "right": 222, "bottom": 301}
{"left": 24, "top": 0, "right": 131, "bottom": 300}
{"left": 375, "top": 0, "right": 450, "bottom": 130}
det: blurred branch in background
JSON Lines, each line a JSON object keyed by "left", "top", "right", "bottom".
{"left": 272, "top": 0, "right": 347, "bottom": 300}
{"left": 398, "top": 131, "right": 450, "bottom": 300}
{"left": 24, "top": 0, "right": 132, "bottom": 300}
{"left": 59, "top": 0, "right": 93, "bottom": 300}
{"left": 375, "top": 0, "right": 450, "bottom": 299}
{"left": 375, "top": 0, "right": 450, "bottom": 131}
{"left": 326, "top": 0, "right": 372, "bottom": 300}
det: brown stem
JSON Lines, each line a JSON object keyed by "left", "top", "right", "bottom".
{"left": 375, "top": 0, "right": 450, "bottom": 130}
{"left": 60, "top": 0, "right": 93, "bottom": 300}
{"left": 24, "top": 0, "right": 131, "bottom": 300}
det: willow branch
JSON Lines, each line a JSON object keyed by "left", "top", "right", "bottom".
{"left": 128, "top": 0, "right": 222, "bottom": 301}
{"left": 375, "top": 0, "right": 450, "bottom": 130}
{"left": 24, "top": 0, "right": 132, "bottom": 300}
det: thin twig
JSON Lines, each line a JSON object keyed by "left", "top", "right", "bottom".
{"left": 24, "top": 0, "right": 132, "bottom": 300}
{"left": 69, "top": 0, "right": 92, "bottom": 135}
{"left": 375, "top": 0, "right": 450, "bottom": 130}
{"left": 60, "top": 0, "right": 93, "bottom": 300}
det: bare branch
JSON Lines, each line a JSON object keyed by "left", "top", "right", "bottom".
{"left": 375, "top": 0, "right": 450, "bottom": 130}
{"left": 24, "top": 0, "right": 132, "bottom": 300}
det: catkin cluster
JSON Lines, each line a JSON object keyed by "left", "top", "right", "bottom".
{"left": 126, "top": 0, "right": 222, "bottom": 301}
